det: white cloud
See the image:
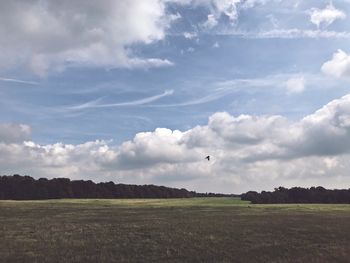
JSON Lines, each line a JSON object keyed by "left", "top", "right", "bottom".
{"left": 127, "top": 58, "right": 174, "bottom": 69}
{"left": 4, "top": 0, "right": 342, "bottom": 76}
{"left": 3, "top": 94, "right": 350, "bottom": 192}
{"left": 177, "top": 0, "right": 241, "bottom": 19}
{"left": 183, "top": 32, "right": 198, "bottom": 39}
{"left": 203, "top": 14, "right": 219, "bottom": 28}
{"left": 309, "top": 3, "right": 346, "bottom": 28}
{"left": 0, "top": 77, "right": 38, "bottom": 85}
{"left": 187, "top": 47, "right": 195, "bottom": 53}
{"left": 0, "top": 124, "right": 31, "bottom": 143}
{"left": 286, "top": 76, "right": 305, "bottom": 94}
{"left": 219, "top": 28, "right": 350, "bottom": 39}
{"left": 173, "top": 0, "right": 242, "bottom": 28}
{"left": 0, "top": 0, "right": 178, "bottom": 76}
{"left": 67, "top": 90, "right": 174, "bottom": 110}
{"left": 242, "top": 0, "right": 271, "bottom": 9}
{"left": 3, "top": 0, "right": 277, "bottom": 75}
{"left": 209, "top": 0, "right": 241, "bottom": 21}
{"left": 321, "top": 49, "right": 350, "bottom": 78}
{"left": 151, "top": 88, "right": 232, "bottom": 107}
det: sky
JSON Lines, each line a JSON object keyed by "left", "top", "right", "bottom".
{"left": 1, "top": 0, "right": 350, "bottom": 193}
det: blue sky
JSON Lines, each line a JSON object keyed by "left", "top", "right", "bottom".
{"left": 1, "top": 0, "right": 350, "bottom": 193}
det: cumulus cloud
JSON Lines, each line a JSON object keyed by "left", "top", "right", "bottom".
{"left": 285, "top": 76, "right": 305, "bottom": 94}
{"left": 174, "top": 0, "right": 249, "bottom": 29}
{"left": 174, "top": 0, "right": 241, "bottom": 20}
{"left": 3, "top": 95, "right": 350, "bottom": 192}
{"left": 0, "top": 124, "right": 31, "bottom": 143}
{"left": 183, "top": 32, "right": 198, "bottom": 39}
{"left": 203, "top": 14, "right": 219, "bottom": 29}
{"left": 0, "top": 0, "right": 178, "bottom": 76}
{"left": 0, "top": 0, "right": 279, "bottom": 75}
{"left": 241, "top": 0, "right": 275, "bottom": 9}
{"left": 207, "top": 0, "right": 241, "bottom": 21}
{"left": 309, "top": 3, "right": 346, "bottom": 28}
{"left": 321, "top": 49, "right": 350, "bottom": 78}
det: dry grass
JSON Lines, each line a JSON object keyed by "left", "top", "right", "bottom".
{"left": 1, "top": 198, "right": 350, "bottom": 262}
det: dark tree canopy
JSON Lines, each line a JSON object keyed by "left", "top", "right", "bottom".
{"left": 0, "top": 175, "right": 233, "bottom": 200}
{"left": 241, "top": 186, "right": 350, "bottom": 204}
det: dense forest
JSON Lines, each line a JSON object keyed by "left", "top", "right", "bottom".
{"left": 241, "top": 186, "right": 350, "bottom": 204}
{"left": 0, "top": 175, "right": 231, "bottom": 200}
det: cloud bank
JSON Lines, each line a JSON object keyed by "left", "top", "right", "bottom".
{"left": 2, "top": 0, "right": 348, "bottom": 76}
{"left": 0, "top": 0, "right": 268, "bottom": 75}
{"left": 0, "top": 0, "right": 177, "bottom": 75}
{"left": 2, "top": 95, "right": 350, "bottom": 193}
{"left": 0, "top": 124, "right": 31, "bottom": 143}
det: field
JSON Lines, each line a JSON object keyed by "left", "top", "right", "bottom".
{"left": 1, "top": 198, "right": 350, "bottom": 262}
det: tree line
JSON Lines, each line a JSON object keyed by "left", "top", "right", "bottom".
{"left": 241, "top": 186, "right": 350, "bottom": 204}
{"left": 0, "top": 175, "right": 232, "bottom": 200}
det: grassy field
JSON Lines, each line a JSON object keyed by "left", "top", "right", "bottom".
{"left": 1, "top": 198, "right": 350, "bottom": 263}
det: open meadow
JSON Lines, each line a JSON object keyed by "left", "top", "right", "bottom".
{"left": 1, "top": 198, "right": 350, "bottom": 262}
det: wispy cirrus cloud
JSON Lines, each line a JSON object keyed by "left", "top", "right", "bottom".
{"left": 150, "top": 72, "right": 342, "bottom": 108}
{"left": 0, "top": 77, "right": 38, "bottom": 85}
{"left": 67, "top": 90, "right": 174, "bottom": 110}
{"left": 150, "top": 89, "right": 232, "bottom": 107}
{"left": 218, "top": 28, "right": 350, "bottom": 39}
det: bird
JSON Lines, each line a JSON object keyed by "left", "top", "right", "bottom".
{"left": 205, "top": 155, "right": 210, "bottom": 161}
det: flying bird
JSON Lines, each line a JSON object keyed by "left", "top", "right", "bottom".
{"left": 205, "top": 155, "right": 210, "bottom": 161}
